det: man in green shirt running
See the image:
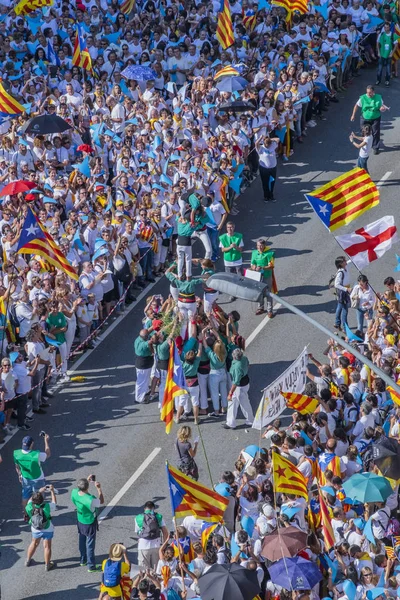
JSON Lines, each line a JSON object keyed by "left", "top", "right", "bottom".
{"left": 71, "top": 475, "right": 104, "bottom": 572}
{"left": 351, "top": 84, "right": 387, "bottom": 154}
{"left": 376, "top": 22, "right": 394, "bottom": 86}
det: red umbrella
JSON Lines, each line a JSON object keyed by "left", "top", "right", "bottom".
{"left": 0, "top": 180, "right": 36, "bottom": 197}
{"left": 77, "top": 144, "right": 94, "bottom": 154}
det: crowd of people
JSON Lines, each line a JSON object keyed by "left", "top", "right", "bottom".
{"left": 2, "top": 0, "right": 400, "bottom": 597}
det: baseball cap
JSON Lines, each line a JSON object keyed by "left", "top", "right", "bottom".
{"left": 354, "top": 518, "right": 365, "bottom": 530}
{"left": 22, "top": 435, "right": 34, "bottom": 450}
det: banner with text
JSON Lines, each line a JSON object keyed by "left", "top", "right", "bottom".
{"left": 252, "top": 347, "right": 308, "bottom": 430}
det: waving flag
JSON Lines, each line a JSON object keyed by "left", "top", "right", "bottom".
{"left": 47, "top": 39, "right": 60, "bottom": 67}
{"left": 0, "top": 81, "right": 25, "bottom": 117}
{"left": 387, "top": 386, "right": 400, "bottom": 407}
{"left": 216, "top": 0, "right": 235, "bottom": 49}
{"left": 305, "top": 168, "right": 379, "bottom": 231}
{"left": 120, "top": 0, "right": 135, "bottom": 14}
{"left": 72, "top": 25, "right": 92, "bottom": 72}
{"left": 166, "top": 462, "right": 229, "bottom": 521}
{"left": 242, "top": 9, "right": 257, "bottom": 31}
{"left": 272, "top": 452, "right": 308, "bottom": 500}
{"left": 0, "top": 297, "right": 15, "bottom": 343}
{"left": 319, "top": 491, "right": 335, "bottom": 550}
{"left": 172, "top": 536, "right": 195, "bottom": 563}
{"left": 201, "top": 522, "right": 219, "bottom": 551}
{"left": 272, "top": 0, "right": 308, "bottom": 15}
{"left": 161, "top": 342, "right": 188, "bottom": 434}
{"left": 14, "top": 0, "right": 53, "bottom": 15}
{"left": 17, "top": 208, "right": 78, "bottom": 280}
{"left": 335, "top": 216, "right": 397, "bottom": 270}
{"left": 281, "top": 391, "right": 319, "bottom": 415}
{"left": 214, "top": 65, "right": 240, "bottom": 80}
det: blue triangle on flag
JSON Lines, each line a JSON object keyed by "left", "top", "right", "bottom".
{"left": 305, "top": 194, "right": 332, "bottom": 228}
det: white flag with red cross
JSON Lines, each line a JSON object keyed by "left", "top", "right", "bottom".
{"left": 335, "top": 216, "right": 398, "bottom": 270}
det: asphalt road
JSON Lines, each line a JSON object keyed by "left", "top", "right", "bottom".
{"left": 1, "top": 71, "right": 400, "bottom": 600}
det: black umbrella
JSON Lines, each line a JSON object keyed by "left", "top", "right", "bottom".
{"left": 199, "top": 563, "right": 260, "bottom": 600}
{"left": 23, "top": 115, "right": 72, "bottom": 135}
{"left": 218, "top": 100, "right": 256, "bottom": 114}
{"left": 372, "top": 436, "right": 400, "bottom": 480}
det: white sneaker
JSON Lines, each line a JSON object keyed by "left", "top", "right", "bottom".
{"left": 60, "top": 374, "right": 70, "bottom": 382}
{"left": 307, "top": 120, "right": 317, "bottom": 127}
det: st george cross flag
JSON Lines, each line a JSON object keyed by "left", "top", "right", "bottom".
{"left": 335, "top": 216, "right": 398, "bottom": 270}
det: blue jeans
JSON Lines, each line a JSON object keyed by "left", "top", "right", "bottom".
{"left": 357, "top": 156, "right": 369, "bottom": 172}
{"left": 207, "top": 228, "right": 220, "bottom": 262}
{"left": 79, "top": 530, "right": 96, "bottom": 569}
{"left": 335, "top": 300, "right": 350, "bottom": 328}
{"left": 139, "top": 246, "right": 153, "bottom": 280}
{"left": 356, "top": 307, "right": 373, "bottom": 331}
{"left": 377, "top": 57, "right": 390, "bottom": 82}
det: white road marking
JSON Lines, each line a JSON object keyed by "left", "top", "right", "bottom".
{"left": 98, "top": 447, "right": 161, "bottom": 522}
{"left": 377, "top": 171, "right": 392, "bottom": 186}
{"left": 245, "top": 303, "right": 282, "bottom": 347}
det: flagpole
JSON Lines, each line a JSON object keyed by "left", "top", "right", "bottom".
{"left": 172, "top": 516, "right": 187, "bottom": 594}
{"left": 195, "top": 422, "right": 214, "bottom": 488}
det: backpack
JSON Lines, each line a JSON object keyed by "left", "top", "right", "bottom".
{"left": 31, "top": 504, "right": 48, "bottom": 530}
{"left": 386, "top": 517, "right": 400, "bottom": 537}
{"left": 218, "top": 546, "right": 232, "bottom": 563}
{"left": 138, "top": 512, "right": 161, "bottom": 540}
{"left": 102, "top": 559, "right": 122, "bottom": 588}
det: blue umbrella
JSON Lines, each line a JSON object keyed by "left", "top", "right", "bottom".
{"left": 216, "top": 76, "right": 249, "bottom": 93}
{"left": 268, "top": 556, "right": 323, "bottom": 590}
{"left": 121, "top": 65, "right": 157, "bottom": 81}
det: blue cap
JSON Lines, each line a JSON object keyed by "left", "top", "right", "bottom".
{"left": 9, "top": 351, "right": 19, "bottom": 364}
{"left": 22, "top": 435, "right": 34, "bottom": 450}
{"left": 353, "top": 518, "right": 365, "bottom": 530}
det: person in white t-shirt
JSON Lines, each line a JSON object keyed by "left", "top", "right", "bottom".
{"left": 350, "top": 124, "right": 373, "bottom": 172}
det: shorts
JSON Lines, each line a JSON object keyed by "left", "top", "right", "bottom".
{"left": 22, "top": 477, "right": 46, "bottom": 500}
{"left": 103, "top": 288, "right": 115, "bottom": 303}
{"left": 179, "top": 386, "right": 200, "bottom": 407}
{"left": 32, "top": 529, "right": 54, "bottom": 540}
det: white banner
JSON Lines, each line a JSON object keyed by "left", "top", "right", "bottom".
{"left": 252, "top": 347, "right": 308, "bottom": 430}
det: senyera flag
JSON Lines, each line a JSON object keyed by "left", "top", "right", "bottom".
{"left": 335, "top": 215, "right": 397, "bottom": 270}
{"left": 305, "top": 168, "right": 379, "bottom": 232}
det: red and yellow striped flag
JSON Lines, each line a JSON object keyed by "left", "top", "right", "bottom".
{"left": 161, "top": 342, "right": 188, "bottom": 434}
{"left": 17, "top": 208, "right": 78, "bottom": 281}
{"left": 166, "top": 463, "right": 229, "bottom": 521}
{"left": 14, "top": 0, "right": 53, "bottom": 16}
{"left": 216, "top": 0, "right": 235, "bottom": 50}
{"left": 272, "top": 451, "right": 308, "bottom": 500}
{"left": 387, "top": 385, "right": 400, "bottom": 407}
{"left": 214, "top": 65, "right": 240, "bottom": 80}
{"left": 281, "top": 391, "right": 319, "bottom": 415}
{"left": 220, "top": 176, "right": 230, "bottom": 214}
{"left": 306, "top": 168, "right": 380, "bottom": 232}
{"left": 0, "top": 80, "right": 25, "bottom": 115}
{"left": 319, "top": 490, "right": 335, "bottom": 550}
{"left": 272, "top": 0, "right": 308, "bottom": 15}
{"left": 72, "top": 25, "right": 93, "bottom": 73}
{"left": 120, "top": 0, "right": 135, "bottom": 14}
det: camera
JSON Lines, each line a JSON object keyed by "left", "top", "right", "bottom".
{"left": 91, "top": 474, "right": 96, "bottom": 482}
{"left": 39, "top": 430, "right": 46, "bottom": 437}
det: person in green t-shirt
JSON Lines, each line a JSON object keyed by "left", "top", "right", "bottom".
{"left": 250, "top": 238, "right": 277, "bottom": 317}
{"left": 351, "top": 85, "right": 387, "bottom": 154}
{"left": 376, "top": 22, "right": 394, "bottom": 85}
{"left": 71, "top": 475, "right": 104, "bottom": 572}
{"left": 219, "top": 222, "right": 244, "bottom": 302}
{"left": 46, "top": 301, "right": 69, "bottom": 382}
{"left": 25, "top": 485, "right": 57, "bottom": 571}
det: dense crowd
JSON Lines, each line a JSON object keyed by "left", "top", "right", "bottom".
{"left": 2, "top": 0, "right": 400, "bottom": 597}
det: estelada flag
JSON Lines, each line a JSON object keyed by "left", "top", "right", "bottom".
{"left": 160, "top": 342, "right": 188, "bottom": 434}
{"left": 17, "top": 208, "right": 78, "bottom": 281}
{"left": 272, "top": 451, "right": 308, "bottom": 500}
{"left": 305, "top": 168, "right": 379, "bottom": 232}
{"left": 166, "top": 462, "right": 229, "bottom": 521}
{"left": 281, "top": 391, "right": 319, "bottom": 414}
{"left": 335, "top": 216, "right": 397, "bottom": 270}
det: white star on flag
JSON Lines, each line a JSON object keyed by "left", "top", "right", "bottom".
{"left": 173, "top": 364, "right": 179, "bottom": 376}
{"left": 319, "top": 204, "right": 329, "bottom": 216}
{"left": 171, "top": 483, "right": 179, "bottom": 496}
{"left": 26, "top": 223, "right": 38, "bottom": 236}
